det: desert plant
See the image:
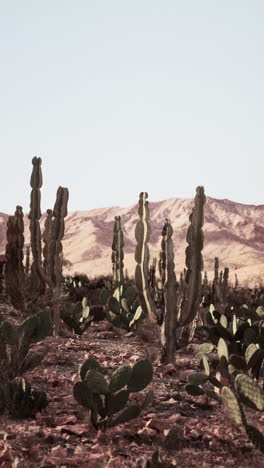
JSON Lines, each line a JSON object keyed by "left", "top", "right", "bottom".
{"left": 60, "top": 297, "right": 106, "bottom": 335}
{"left": 134, "top": 187, "right": 206, "bottom": 363}
{"left": 73, "top": 357, "right": 154, "bottom": 431}
{"left": 2, "top": 377, "right": 48, "bottom": 418}
{"left": 112, "top": 215, "right": 124, "bottom": 288}
{"left": 29, "top": 157, "right": 69, "bottom": 335}
{"left": 100, "top": 284, "right": 143, "bottom": 330}
{"left": 0, "top": 311, "right": 50, "bottom": 418}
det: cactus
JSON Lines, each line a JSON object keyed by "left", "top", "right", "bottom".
{"left": 160, "top": 219, "right": 178, "bottom": 364}
{"left": 3, "top": 377, "right": 48, "bottom": 418}
{"left": 235, "top": 374, "right": 264, "bottom": 411}
{"left": 5, "top": 207, "right": 26, "bottom": 312}
{"left": 222, "top": 385, "right": 264, "bottom": 452}
{"left": 222, "top": 386, "right": 245, "bottom": 425}
{"left": 101, "top": 284, "right": 143, "bottom": 331}
{"left": 134, "top": 193, "right": 158, "bottom": 324}
{"left": 0, "top": 311, "right": 50, "bottom": 382}
{"left": 0, "top": 311, "right": 50, "bottom": 418}
{"left": 43, "top": 209, "right": 53, "bottom": 276}
{"left": 73, "top": 357, "right": 153, "bottom": 431}
{"left": 60, "top": 301, "right": 106, "bottom": 335}
{"left": 134, "top": 188, "right": 206, "bottom": 362}
{"left": 148, "top": 257, "right": 157, "bottom": 292}
{"left": 112, "top": 216, "right": 124, "bottom": 287}
{"left": 25, "top": 245, "right": 30, "bottom": 278}
{"left": 29, "top": 157, "right": 69, "bottom": 334}
{"left": 178, "top": 186, "right": 206, "bottom": 326}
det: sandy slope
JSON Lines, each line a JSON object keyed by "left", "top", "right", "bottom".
{"left": 1, "top": 195, "right": 264, "bottom": 287}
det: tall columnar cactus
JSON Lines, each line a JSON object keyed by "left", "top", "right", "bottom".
{"left": 28, "top": 157, "right": 69, "bottom": 334}
{"left": 179, "top": 186, "right": 206, "bottom": 325}
{"left": 213, "top": 258, "right": 229, "bottom": 306}
{"left": 214, "top": 257, "right": 219, "bottom": 282}
{"left": 111, "top": 216, "right": 124, "bottom": 287}
{"left": 29, "top": 157, "right": 68, "bottom": 289}
{"left": 148, "top": 257, "right": 157, "bottom": 291}
{"left": 159, "top": 228, "right": 167, "bottom": 289}
{"left": 160, "top": 219, "right": 178, "bottom": 364}
{"left": 25, "top": 245, "right": 30, "bottom": 278}
{"left": 5, "top": 206, "right": 26, "bottom": 312}
{"left": 29, "top": 157, "right": 51, "bottom": 290}
{"left": 49, "top": 187, "right": 69, "bottom": 334}
{"left": 43, "top": 209, "right": 53, "bottom": 276}
{"left": 49, "top": 187, "right": 69, "bottom": 288}
{"left": 134, "top": 193, "right": 157, "bottom": 324}
{"left": 222, "top": 267, "right": 229, "bottom": 301}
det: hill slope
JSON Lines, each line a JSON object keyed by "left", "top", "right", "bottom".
{"left": 1, "top": 196, "right": 264, "bottom": 286}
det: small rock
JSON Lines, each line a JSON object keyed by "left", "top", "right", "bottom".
{"left": 163, "top": 424, "right": 185, "bottom": 451}
{"left": 189, "top": 429, "right": 202, "bottom": 440}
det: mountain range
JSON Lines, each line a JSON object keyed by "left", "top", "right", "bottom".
{"left": 1, "top": 195, "right": 264, "bottom": 287}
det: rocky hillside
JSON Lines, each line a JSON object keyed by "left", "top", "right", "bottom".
{"left": 1, "top": 196, "right": 264, "bottom": 287}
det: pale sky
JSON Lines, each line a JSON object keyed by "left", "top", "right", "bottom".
{"left": 1, "top": 1, "right": 263, "bottom": 214}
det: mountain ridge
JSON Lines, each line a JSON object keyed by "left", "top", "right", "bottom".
{"left": 1, "top": 195, "right": 264, "bottom": 287}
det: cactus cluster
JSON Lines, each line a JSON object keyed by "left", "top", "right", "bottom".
{"left": 100, "top": 284, "right": 143, "bottom": 330}
{"left": 1, "top": 377, "right": 48, "bottom": 418}
{"left": 185, "top": 300, "right": 264, "bottom": 452}
{"left": 60, "top": 297, "right": 106, "bottom": 335}
{"left": 134, "top": 188, "right": 206, "bottom": 363}
{"left": 3, "top": 157, "right": 69, "bottom": 339}
{"left": 73, "top": 357, "right": 154, "bottom": 430}
{"left": 212, "top": 257, "right": 229, "bottom": 308}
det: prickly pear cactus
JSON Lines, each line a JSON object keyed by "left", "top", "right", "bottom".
{"left": 73, "top": 357, "right": 154, "bottom": 431}
{"left": 221, "top": 386, "right": 245, "bottom": 425}
{"left": 235, "top": 374, "right": 264, "bottom": 411}
{"left": 2, "top": 377, "right": 48, "bottom": 418}
{"left": 0, "top": 312, "right": 50, "bottom": 382}
{"left": 101, "top": 284, "right": 143, "bottom": 331}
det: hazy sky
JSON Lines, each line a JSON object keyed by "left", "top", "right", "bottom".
{"left": 1, "top": 1, "right": 263, "bottom": 214}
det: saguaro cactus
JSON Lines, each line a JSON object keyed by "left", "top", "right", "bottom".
{"left": 179, "top": 186, "right": 206, "bottom": 326}
{"left": 134, "top": 193, "right": 157, "bottom": 324}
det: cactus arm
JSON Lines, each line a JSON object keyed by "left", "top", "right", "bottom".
{"left": 43, "top": 209, "right": 53, "bottom": 276}
{"left": 179, "top": 186, "right": 206, "bottom": 325}
{"left": 49, "top": 186, "right": 69, "bottom": 288}
{"left": 134, "top": 192, "right": 157, "bottom": 324}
